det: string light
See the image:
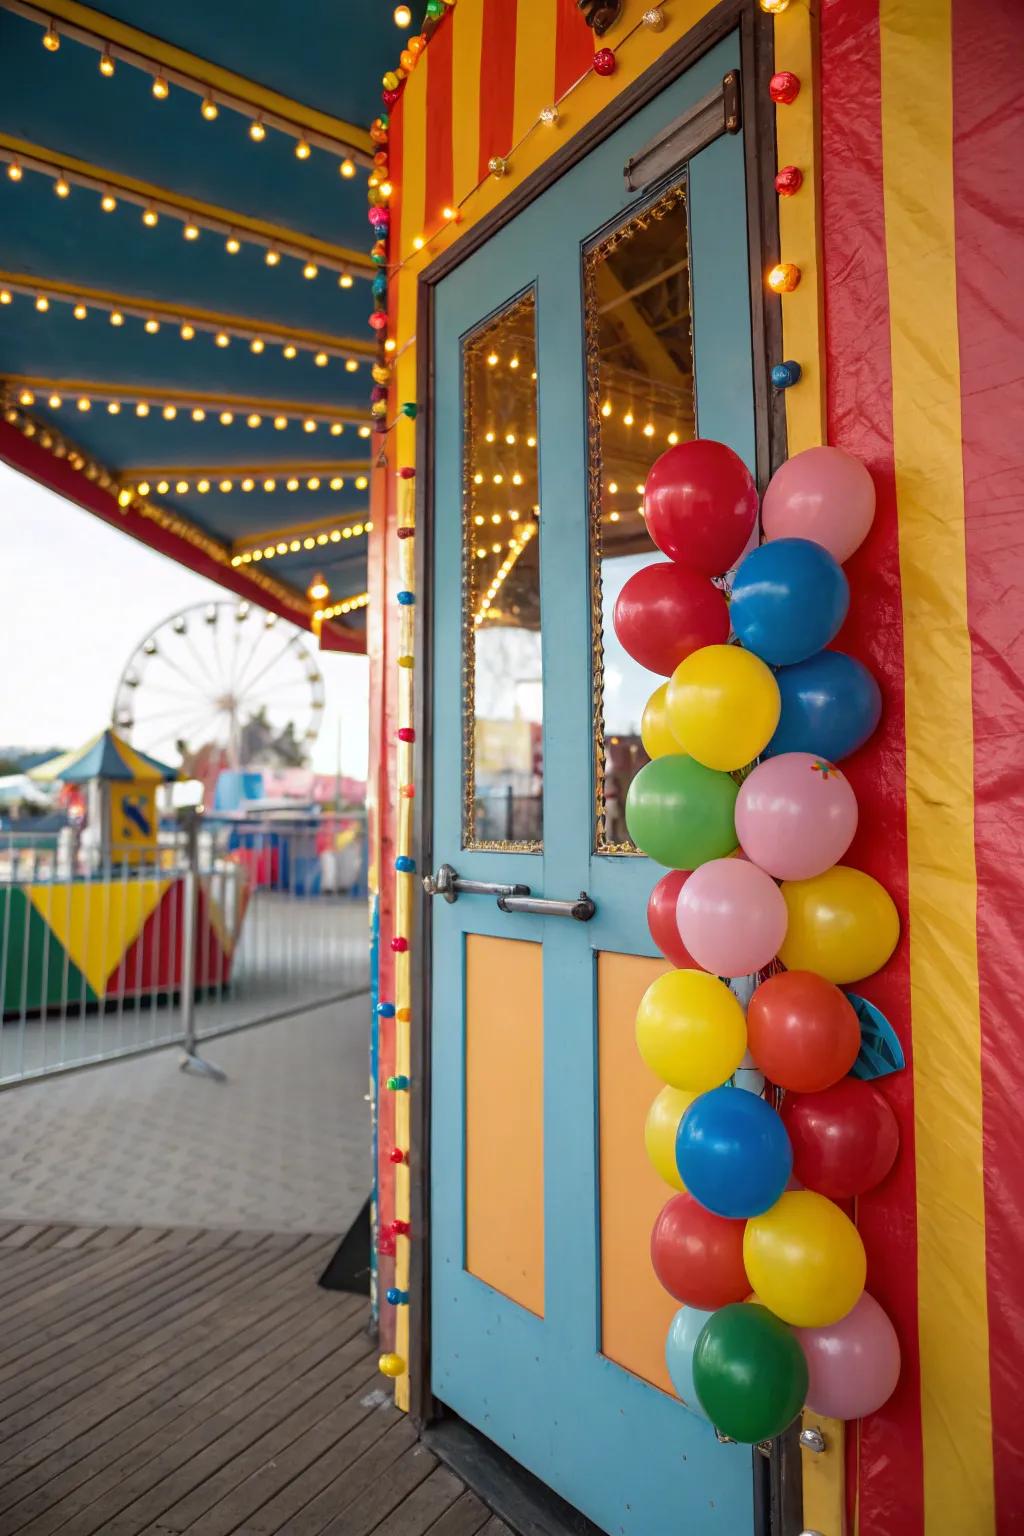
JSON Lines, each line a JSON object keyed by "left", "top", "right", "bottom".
{"left": 183, "top": 221, "right": 200, "bottom": 240}
{"left": 283, "top": 344, "right": 297, "bottom": 359}
{"left": 191, "top": 407, "right": 205, "bottom": 420}
{"left": 667, "top": 430, "right": 680, "bottom": 445}
{"left": 345, "top": 359, "right": 359, "bottom": 373}
{"left": 35, "top": 296, "right": 49, "bottom": 312}
{"left": 42, "top": 22, "right": 60, "bottom": 51}
{"left": 136, "top": 402, "right": 149, "bottom": 416}
{"left": 77, "top": 397, "right": 91, "bottom": 411}
{"left": 73, "top": 303, "right": 87, "bottom": 319}
{"left": 250, "top": 338, "right": 265, "bottom": 354}
{"left": 250, "top": 116, "right": 266, "bottom": 142}
{"left": 99, "top": 48, "right": 114, "bottom": 76}
{"left": 101, "top": 193, "right": 117, "bottom": 212}
{"left": 331, "top": 423, "right": 345, "bottom": 435}
{"left": 394, "top": 4, "right": 413, "bottom": 25}
{"left": 47, "top": 392, "right": 61, "bottom": 407}
{"left": 54, "top": 175, "right": 70, "bottom": 198}
{"left": 274, "top": 414, "right": 287, "bottom": 429}
{"left": 303, "top": 262, "right": 319, "bottom": 280}
{"left": 225, "top": 235, "right": 241, "bottom": 254}
{"left": 151, "top": 73, "right": 169, "bottom": 99}
{"left": 110, "top": 310, "right": 124, "bottom": 325}
{"left": 142, "top": 205, "right": 159, "bottom": 227}
{"left": 7, "top": 159, "right": 23, "bottom": 181}
{"left": 339, "top": 273, "right": 354, "bottom": 288}
{"left": 215, "top": 331, "right": 230, "bottom": 348}
{"left": 201, "top": 94, "right": 219, "bottom": 121}
{"left": 144, "top": 318, "right": 160, "bottom": 334}
{"left": 340, "top": 159, "right": 356, "bottom": 179}
{"left": 265, "top": 247, "right": 280, "bottom": 266}
{"left": 181, "top": 323, "right": 195, "bottom": 340}
{"left": 295, "top": 138, "right": 311, "bottom": 160}
{"left": 163, "top": 405, "right": 177, "bottom": 420}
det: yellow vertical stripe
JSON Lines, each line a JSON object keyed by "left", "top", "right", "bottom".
{"left": 512, "top": 2, "right": 557, "bottom": 149}
{"left": 451, "top": 1, "right": 484, "bottom": 205}
{"left": 773, "top": 3, "right": 826, "bottom": 452}
{"left": 880, "top": 3, "right": 993, "bottom": 1530}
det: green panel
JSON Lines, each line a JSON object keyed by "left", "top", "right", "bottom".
{"left": 0, "top": 887, "right": 96, "bottom": 1016}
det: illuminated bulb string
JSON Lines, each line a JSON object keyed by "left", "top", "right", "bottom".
{"left": 231, "top": 520, "right": 373, "bottom": 566}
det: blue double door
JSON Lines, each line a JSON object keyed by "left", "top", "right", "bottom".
{"left": 428, "top": 34, "right": 760, "bottom": 1535}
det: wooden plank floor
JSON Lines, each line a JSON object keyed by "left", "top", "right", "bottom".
{"left": 0, "top": 1225, "right": 513, "bottom": 1536}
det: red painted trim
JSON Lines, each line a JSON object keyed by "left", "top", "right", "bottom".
{"left": 554, "top": 0, "right": 594, "bottom": 103}
{"left": 477, "top": 0, "right": 518, "bottom": 184}
{"left": 820, "top": 1, "right": 923, "bottom": 1529}
{"left": 952, "top": 0, "right": 1024, "bottom": 1520}
{"left": 0, "top": 419, "right": 364, "bottom": 653}
{"left": 425, "top": 11, "right": 454, "bottom": 227}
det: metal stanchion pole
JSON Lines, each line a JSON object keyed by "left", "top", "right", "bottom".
{"left": 179, "top": 807, "right": 226, "bottom": 1082}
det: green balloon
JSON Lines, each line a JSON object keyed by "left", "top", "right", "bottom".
{"left": 693, "top": 1304, "right": 808, "bottom": 1444}
{"left": 625, "top": 754, "right": 738, "bottom": 868}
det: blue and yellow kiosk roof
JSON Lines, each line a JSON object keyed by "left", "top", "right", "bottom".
{"left": 0, "top": 1, "right": 399, "bottom": 648}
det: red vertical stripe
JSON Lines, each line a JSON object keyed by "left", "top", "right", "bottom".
{"left": 478, "top": 0, "right": 518, "bottom": 184}
{"left": 554, "top": 0, "right": 594, "bottom": 101}
{"left": 424, "top": 12, "right": 454, "bottom": 225}
{"left": 819, "top": 1, "right": 923, "bottom": 1531}
{"left": 952, "top": 0, "right": 1024, "bottom": 1523}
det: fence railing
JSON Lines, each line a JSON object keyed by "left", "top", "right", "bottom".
{"left": 0, "top": 812, "right": 370, "bottom": 1084}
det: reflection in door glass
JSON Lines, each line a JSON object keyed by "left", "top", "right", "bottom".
{"left": 462, "top": 291, "right": 542, "bottom": 849}
{"left": 585, "top": 183, "right": 696, "bottom": 850}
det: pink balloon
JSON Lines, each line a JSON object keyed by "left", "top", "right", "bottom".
{"left": 762, "top": 446, "right": 876, "bottom": 564}
{"left": 676, "top": 858, "right": 787, "bottom": 977}
{"left": 796, "top": 1292, "right": 901, "bottom": 1419}
{"left": 735, "top": 752, "right": 858, "bottom": 881}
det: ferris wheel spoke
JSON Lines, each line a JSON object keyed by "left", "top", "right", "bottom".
{"left": 125, "top": 702, "right": 222, "bottom": 727}
{"left": 146, "top": 706, "right": 226, "bottom": 752}
{"left": 231, "top": 622, "right": 273, "bottom": 694}
{"left": 125, "top": 681, "right": 216, "bottom": 707}
{"left": 241, "top": 635, "right": 307, "bottom": 695}
{"left": 180, "top": 631, "right": 221, "bottom": 693}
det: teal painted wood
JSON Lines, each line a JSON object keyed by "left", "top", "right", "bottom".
{"left": 430, "top": 35, "right": 758, "bottom": 1535}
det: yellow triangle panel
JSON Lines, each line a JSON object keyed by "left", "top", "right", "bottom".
{"left": 27, "top": 879, "right": 171, "bottom": 996}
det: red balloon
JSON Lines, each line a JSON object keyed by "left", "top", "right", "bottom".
{"left": 643, "top": 440, "right": 759, "bottom": 577}
{"left": 746, "top": 970, "right": 861, "bottom": 1093}
{"left": 612, "top": 563, "right": 729, "bottom": 676}
{"left": 780, "top": 1079, "right": 899, "bottom": 1199}
{"left": 647, "top": 870, "right": 696, "bottom": 969}
{"left": 650, "top": 1191, "right": 748, "bottom": 1309}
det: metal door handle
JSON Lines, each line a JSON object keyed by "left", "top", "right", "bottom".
{"left": 422, "top": 863, "right": 595, "bottom": 920}
{"left": 422, "top": 862, "right": 530, "bottom": 904}
{"left": 496, "top": 891, "right": 596, "bottom": 921}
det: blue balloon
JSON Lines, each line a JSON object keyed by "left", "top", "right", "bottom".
{"left": 666, "top": 1305, "right": 714, "bottom": 1418}
{"left": 730, "top": 538, "right": 849, "bottom": 666}
{"left": 766, "top": 649, "right": 882, "bottom": 762}
{"left": 676, "top": 1086, "right": 792, "bottom": 1219}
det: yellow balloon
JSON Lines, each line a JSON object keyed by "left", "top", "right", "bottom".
{"left": 641, "top": 683, "right": 682, "bottom": 759}
{"left": 666, "top": 645, "right": 781, "bottom": 771}
{"left": 743, "top": 1191, "right": 866, "bottom": 1327}
{"left": 644, "top": 1085, "right": 696, "bottom": 1190}
{"left": 779, "top": 864, "right": 900, "bottom": 984}
{"left": 635, "top": 970, "right": 747, "bottom": 1092}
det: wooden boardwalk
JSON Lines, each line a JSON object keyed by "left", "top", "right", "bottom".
{"left": 0, "top": 1224, "right": 511, "bottom": 1536}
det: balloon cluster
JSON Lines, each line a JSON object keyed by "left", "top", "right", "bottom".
{"left": 616, "top": 441, "right": 902, "bottom": 1444}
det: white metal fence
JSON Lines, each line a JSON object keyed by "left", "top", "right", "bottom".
{"left": 0, "top": 813, "right": 370, "bottom": 1084}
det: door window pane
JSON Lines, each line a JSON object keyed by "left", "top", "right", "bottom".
{"left": 584, "top": 184, "right": 696, "bottom": 851}
{"left": 462, "top": 291, "right": 542, "bottom": 849}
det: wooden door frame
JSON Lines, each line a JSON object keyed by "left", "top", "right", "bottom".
{"left": 409, "top": 0, "right": 793, "bottom": 1517}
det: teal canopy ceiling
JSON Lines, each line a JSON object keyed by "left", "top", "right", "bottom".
{"left": 0, "top": 1, "right": 401, "bottom": 637}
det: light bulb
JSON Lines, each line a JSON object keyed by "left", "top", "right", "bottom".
{"left": 283, "top": 344, "right": 297, "bottom": 359}
{"left": 180, "top": 323, "right": 195, "bottom": 340}
{"left": 307, "top": 476, "right": 321, "bottom": 490}
{"left": 162, "top": 405, "right": 177, "bottom": 420}
{"left": 54, "top": 175, "right": 70, "bottom": 198}
{"left": 152, "top": 73, "right": 168, "bottom": 99}
{"left": 219, "top": 411, "right": 233, "bottom": 425}
{"left": 191, "top": 407, "right": 205, "bottom": 420}
{"left": 7, "top": 160, "right": 23, "bottom": 182}
{"left": 265, "top": 247, "right": 280, "bottom": 266}
{"left": 183, "top": 222, "right": 199, "bottom": 240}
{"left": 109, "top": 310, "right": 124, "bottom": 326}
{"left": 135, "top": 402, "right": 149, "bottom": 416}
{"left": 73, "top": 303, "right": 86, "bottom": 319}
{"left": 330, "top": 422, "right": 344, "bottom": 435}
{"left": 197, "top": 479, "right": 210, "bottom": 492}
{"left": 412, "top": 235, "right": 425, "bottom": 251}
{"left": 201, "top": 95, "right": 218, "bottom": 121}
{"left": 101, "top": 193, "right": 117, "bottom": 212}
{"left": 144, "top": 318, "right": 160, "bottom": 334}
{"left": 345, "top": 358, "right": 359, "bottom": 373}
{"left": 394, "top": 3, "right": 412, "bottom": 25}
{"left": 314, "top": 351, "right": 328, "bottom": 367}
{"left": 250, "top": 338, "right": 264, "bottom": 354}
{"left": 77, "top": 397, "right": 91, "bottom": 411}
{"left": 303, "top": 261, "right": 318, "bottom": 280}
{"left": 295, "top": 137, "right": 311, "bottom": 160}
{"left": 225, "top": 235, "right": 241, "bottom": 254}
{"left": 137, "top": 481, "right": 150, "bottom": 495}
{"left": 667, "top": 430, "right": 679, "bottom": 445}
{"left": 142, "top": 206, "right": 158, "bottom": 227}
{"left": 0, "top": 290, "right": 10, "bottom": 304}
{"left": 242, "top": 477, "right": 254, "bottom": 491}
{"left": 99, "top": 49, "right": 114, "bottom": 76}
{"left": 274, "top": 415, "right": 287, "bottom": 429}
{"left": 264, "top": 478, "right": 276, "bottom": 492}
{"left": 623, "top": 410, "right": 634, "bottom": 426}
{"left": 643, "top": 422, "right": 655, "bottom": 437}
{"left": 246, "top": 413, "right": 261, "bottom": 428}
{"left": 250, "top": 116, "right": 266, "bottom": 141}
{"left": 176, "top": 479, "right": 189, "bottom": 493}
{"left": 339, "top": 273, "right": 353, "bottom": 288}
{"left": 35, "top": 295, "right": 50, "bottom": 312}
{"left": 340, "top": 158, "right": 356, "bottom": 178}
{"left": 358, "top": 424, "right": 371, "bottom": 437}
{"left": 42, "top": 24, "right": 60, "bottom": 51}
{"left": 215, "top": 331, "right": 230, "bottom": 347}
{"left": 303, "top": 418, "right": 317, "bottom": 433}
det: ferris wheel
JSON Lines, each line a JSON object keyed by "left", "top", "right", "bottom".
{"left": 112, "top": 601, "right": 325, "bottom": 772}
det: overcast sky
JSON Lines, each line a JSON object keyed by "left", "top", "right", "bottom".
{"left": 0, "top": 462, "right": 369, "bottom": 779}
